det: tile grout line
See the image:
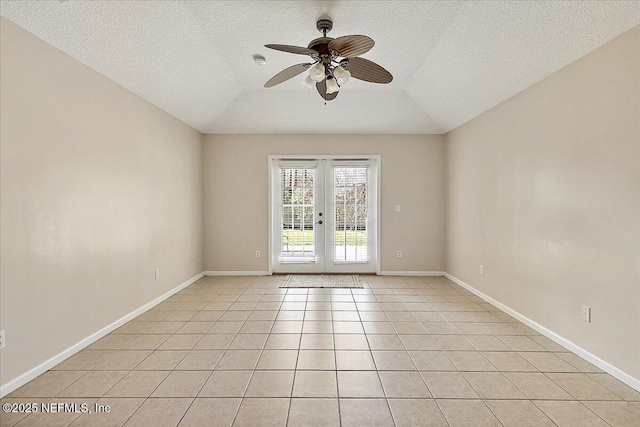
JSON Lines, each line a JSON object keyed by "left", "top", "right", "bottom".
{"left": 110, "top": 277, "right": 244, "bottom": 427}
{"left": 359, "top": 275, "right": 398, "bottom": 427}
{"left": 165, "top": 284, "right": 249, "bottom": 424}
{"left": 144, "top": 276, "right": 253, "bottom": 426}
{"left": 334, "top": 287, "right": 342, "bottom": 427}
{"left": 172, "top": 275, "right": 246, "bottom": 427}
{"left": 228, "top": 276, "right": 275, "bottom": 427}
{"left": 389, "top": 277, "right": 452, "bottom": 426}
{"left": 533, "top": 371, "right": 617, "bottom": 426}
{"left": 396, "top": 277, "right": 458, "bottom": 427}
{"left": 283, "top": 283, "right": 308, "bottom": 426}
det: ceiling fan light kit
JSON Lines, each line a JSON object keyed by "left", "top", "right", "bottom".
{"left": 309, "top": 62, "right": 326, "bottom": 82}
{"left": 302, "top": 74, "right": 315, "bottom": 90}
{"left": 333, "top": 65, "right": 351, "bottom": 85}
{"left": 326, "top": 76, "right": 340, "bottom": 94}
{"left": 263, "top": 19, "right": 393, "bottom": 101}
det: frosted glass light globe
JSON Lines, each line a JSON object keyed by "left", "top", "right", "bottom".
{"left": 309, "top": 63, "right": 326, "bottom": 82}
{"left": 333, "top": 66, "right": 351, "bottom": 85}
{"left": 302, "top": 74, "right": 314, "bottom": 89}
{"left": 326, "top": 76, "right": 340, "bottom": 94}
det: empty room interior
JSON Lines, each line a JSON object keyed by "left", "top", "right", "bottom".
{"left": 1, "top": 1, "right": 639, "bottom": 426}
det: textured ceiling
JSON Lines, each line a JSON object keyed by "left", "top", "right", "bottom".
{"left": 1, "top": 1, "right": 639, "bottom": 134}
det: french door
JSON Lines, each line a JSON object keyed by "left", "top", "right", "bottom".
{"left": 270, "top": 157, "right": 378, "bottom": 273}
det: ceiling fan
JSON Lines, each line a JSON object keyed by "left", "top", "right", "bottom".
{"left": 263, "top": 19, "right": 393, "bottom": 101}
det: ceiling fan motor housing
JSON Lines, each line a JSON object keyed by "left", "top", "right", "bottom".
{"left": 308, "top": 38, "right": 333, "bottom": 56}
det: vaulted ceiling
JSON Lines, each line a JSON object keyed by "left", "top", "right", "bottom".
{"left": 1, "top": 1, "right": 639, "bottom": 134}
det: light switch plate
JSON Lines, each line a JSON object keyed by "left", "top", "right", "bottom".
{"left": 581, "top": 306, "right": 591, "bottom": 323}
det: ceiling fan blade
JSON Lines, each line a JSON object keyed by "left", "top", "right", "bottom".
{"left": 265, "top": 44, "right": 318, "bottom": 56}
{"left": 328, "top": 35, "right": 374, "bottom": 58}
{"left": 264, "top": 63, "right": 312, "bottom": 88}
{"left": 346, "top": 57, "right": 393, "bottom": 84}
{"left": 316, "top": 80, "right": 339, "bottom": 101}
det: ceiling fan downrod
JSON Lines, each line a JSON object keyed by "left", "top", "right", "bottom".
{"left": 316, "top": 19, "right": 333, "bottom": 37}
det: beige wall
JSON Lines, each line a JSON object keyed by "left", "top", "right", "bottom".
{"left": 0, "top": 18, "right": 204, "bottom": 386}
{"left": 446, "top": 26, "right": 639, "bottom": 378}
{"left": 203, "top": 134, "right": 446, "bottom": 273}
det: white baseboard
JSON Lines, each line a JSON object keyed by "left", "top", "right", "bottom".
{"left": 204, "top": 271, "right": 272, "bottom": 276}
{"left": 444, "top": 272, "right": 640, "bottom": 392}
{"left": 0, "top": 272, "right": 205, "bottom": 398}
{"left": 203, "top": 271, "right": 445, "bottom": 277}
{"left": 378, "top": 271, "right": 445, "bottom": 276}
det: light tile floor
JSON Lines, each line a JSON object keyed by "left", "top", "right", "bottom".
{"left": 2, "top": 275, "right": 640, "bottom": 426}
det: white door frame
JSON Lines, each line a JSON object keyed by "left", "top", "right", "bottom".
{"left": 268, "top": 154, "right": 381, "bottom": 275}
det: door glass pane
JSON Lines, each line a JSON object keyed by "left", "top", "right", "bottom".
{"left": 333, "top": 167, "right": 368, "bottom": 262}
{"left": 280, "top": 167, "right": 315, "bottom": 260}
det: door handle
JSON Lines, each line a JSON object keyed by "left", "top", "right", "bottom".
{"left": 317, "top": 220, "right": 323, "bottom": 225}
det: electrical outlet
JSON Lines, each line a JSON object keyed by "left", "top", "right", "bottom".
{"left": 395, "top": 205, "right": 401, "bottom": 213}
{"left": 581, "top": 306, "right": 591, "bottom": 323}
{"left": 480, "top": 265, "right": 484, "bottom": 275}
{"left": 0, "top": 330, "right": 5, "bottom": 349}
{"left": 155, "top": 269, "right": 160, "bottom": 280}
{"left": 256, "top": 251, "right": 261, "bottom": 258}
{"left": 397, "top": 251, "right": 402, "bottom": 258}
